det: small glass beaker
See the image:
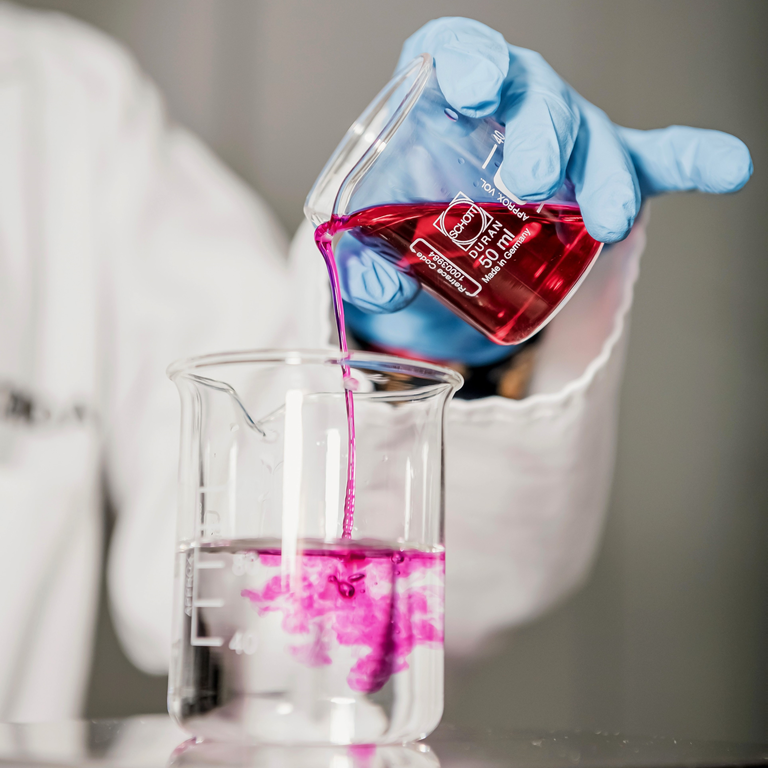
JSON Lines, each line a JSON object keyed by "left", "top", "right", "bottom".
{"left": 306, "top": 54, "right": 603, "bottom": 346}
{"left": 167, "top": 350, "right": 462, "bottom": 745}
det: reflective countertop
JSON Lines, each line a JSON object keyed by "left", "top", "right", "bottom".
{"left": 0, "top": 716, "right": 766, "bottom": 768}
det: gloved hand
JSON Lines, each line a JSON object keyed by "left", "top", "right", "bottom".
{"left": 340, "top": 17, "right": 753, "bottom": 365}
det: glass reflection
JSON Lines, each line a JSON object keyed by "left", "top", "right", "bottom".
{"left": 168, "top": 737, "right": 440, "bottom": 767}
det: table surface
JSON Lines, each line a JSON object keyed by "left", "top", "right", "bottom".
{"left": 0, "top": 716, "right": 766, "bottom": 768}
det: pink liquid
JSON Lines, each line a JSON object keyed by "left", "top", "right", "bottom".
{"left": 317, "top": 200, "right": 601, "bottom": 345}
{"left": 239, "top": 543, "right": 444, "bottom": 693}
{"left": 171, "top": 540, "right": 445, "bottom": 741}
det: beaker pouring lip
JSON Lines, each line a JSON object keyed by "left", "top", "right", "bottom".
{"left": 166, "top": 347, "right": 464, "bottom": 390}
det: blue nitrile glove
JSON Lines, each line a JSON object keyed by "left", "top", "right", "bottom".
{"left": 340, "top": 17, "right": 753, "bottom": 364}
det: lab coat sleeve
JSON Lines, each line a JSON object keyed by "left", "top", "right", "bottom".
{"left": 444, "top": 218, "right": 645, "bottom": 653}
{"left": 79, "top": 31, "right": 298, "bottom": 673}
{"left": 288, "top": 214, "right": 645, "bottom": 654}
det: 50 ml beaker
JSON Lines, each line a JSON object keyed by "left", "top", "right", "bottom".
{"left": 307, "top": 54, "right": 603, "bottom": 346}
{"left": 167, "top": 350, "right": 462, "bottom": 745}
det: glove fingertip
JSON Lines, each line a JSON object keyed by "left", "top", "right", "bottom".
{"left": 437, "top": 54, "right": 505, "bottom": 117}
{"left": 707, "top": 135, "right": 753, "bottom": 193}
{"left": 622, "top": 125, "right": 753, "bottom": 197}
{"left": 580, "top": 180, "right": 640, "bottom": 243}
{"left": 586, "top": 220, "right": 632, "bottom": 244}
{"left": 426, "top": 18, "right": 509, "bottom": 117}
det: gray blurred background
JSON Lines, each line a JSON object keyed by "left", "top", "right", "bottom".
{"left": 16, "top": 0, "right": 767, "bottom": 742}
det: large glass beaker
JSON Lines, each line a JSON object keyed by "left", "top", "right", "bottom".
{"left": 167, "top": 350, "right": 462, "bottom": 745}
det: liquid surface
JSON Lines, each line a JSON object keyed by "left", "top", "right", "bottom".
{"left": 317, "top": 201, "right": 601, "bottom": 345}
{"left": 170, "top": 540, "right": 445, "bottom": 743}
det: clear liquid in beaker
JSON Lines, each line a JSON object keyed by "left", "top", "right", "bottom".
{"left": 170, "top": 539, "right": 444, "bottom": 744}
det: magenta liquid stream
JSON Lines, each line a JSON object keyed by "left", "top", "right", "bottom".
{"left": 315, "top": 224, "right": 356, "bottom": 538}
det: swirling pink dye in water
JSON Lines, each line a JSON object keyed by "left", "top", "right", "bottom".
{"left": 241, "top": 547, "right": 444, "bottom": 693}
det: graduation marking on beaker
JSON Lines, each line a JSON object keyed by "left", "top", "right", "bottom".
{"left": 190, "top": 547, "right": 225, "bottom": 647}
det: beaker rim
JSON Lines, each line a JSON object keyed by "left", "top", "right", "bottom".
{"left": 166, "top": 348, "right": 464, "bottom": 390}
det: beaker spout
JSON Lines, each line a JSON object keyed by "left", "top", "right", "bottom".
{"left": 187, "top": 374, "right": 267, "bottom": 437}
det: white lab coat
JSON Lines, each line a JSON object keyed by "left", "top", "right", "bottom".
{"left": 0, "top": 4, "right": 645, "bottom": 722}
